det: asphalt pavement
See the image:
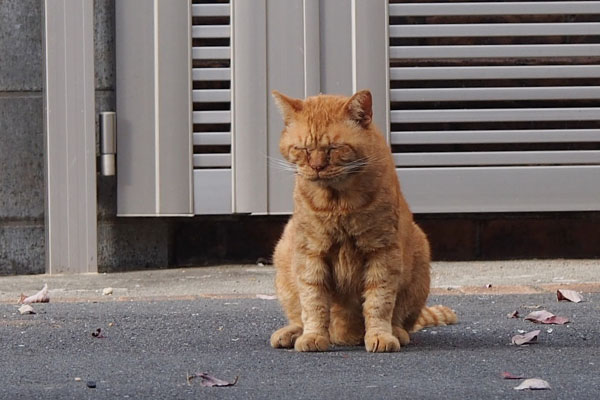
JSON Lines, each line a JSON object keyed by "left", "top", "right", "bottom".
{"left": 1, "top": 261, "right": 599, "bottom": 399}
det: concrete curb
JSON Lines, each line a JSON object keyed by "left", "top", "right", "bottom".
{"left": 1, "top": 260, "right": 598, "bottom": 303}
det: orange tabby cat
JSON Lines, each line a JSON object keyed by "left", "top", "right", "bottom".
{"left": 269, "top": 89, "right": 457, "bottom": 352}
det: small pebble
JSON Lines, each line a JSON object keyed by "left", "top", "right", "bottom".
{"left": 102, "top": 287, "right": 113, "bottom": 296}
{"left": 86, "top": 381, "right": 96, "bottom": 389}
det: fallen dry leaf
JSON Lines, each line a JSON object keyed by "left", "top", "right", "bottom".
{"left": 557, "top": 289, "right": 583, "bottom": 303}
{"left": 506, "top": 310, "right": 519, "bottom": 319}
{"left": 544, "top": 315, "right": 569, "bottom": 325}
{"left": 187, "top": 372, "right": 238, "bottom": 387}
{"left": 525, "top": 310, "right": 569, "bottom": 325}
{"left": 502, "top": 372, "right": 525, "bottom": 380}
{"left": 256, "top": 294, "right": 277, "bottom": 300}
{"left": 18, "top": 304, "right": 35, "bottom": 315}
{"left": 19, "top": 283, "right": 49, "bottom": 304}
{"left": 91, "top": 328, "right": 106, "bottom": 339}
{"left": 102, "top": 287, "right": 113, "bottom": 296}
{"left": 514, "top": 378, "right": 551, "bottom": 391}
{"left": 511, "top": 329, "right": 541, "bottom": 345}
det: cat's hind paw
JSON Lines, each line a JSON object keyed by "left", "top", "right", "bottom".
{"left": 270, "top": 325, "right": 303, "bottom": 349}
{"left": 294, "top": 333, "right": 330, "bottom": 352}
{"left": 365, "top": 331, "right": 401, "bottom": 352}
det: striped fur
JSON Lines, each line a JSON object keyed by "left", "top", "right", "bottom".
{"left": 411, "top": 305, "right": 458, "bottom": 333}
{"left": 270, "top": 90, "right": 457, "bottom": 353}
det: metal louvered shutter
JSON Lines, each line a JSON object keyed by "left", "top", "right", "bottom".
{"left": 191, "top": 0, "right": 232, "bottom": 214}
{"left": 390, "top": 1, "right": 600, "bottom": 212}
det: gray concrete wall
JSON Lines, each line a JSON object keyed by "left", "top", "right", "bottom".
{"left": 0, "top": 0, "right": 44, "bottom": 275}
{"left": 0, "top": 0, "right": 169, "bottom": 275}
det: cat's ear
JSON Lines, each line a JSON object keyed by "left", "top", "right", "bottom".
{"left": 272, "top": 90, "right": 303, "bottom": 125}
{"left": 344, "top": 90, "right": 372, "bottom": 128}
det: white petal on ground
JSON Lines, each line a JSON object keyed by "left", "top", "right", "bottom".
{"left": 514, "top": 378, "right": 551, "bottom": 390}
{"left": 256, "top": 294, "right": 277, "bottom": 300}
{"left": 20, "top": 283, "right": 49, "bottom": 304}
{"left": 18, "top": 304, "right": 35, "bottom": 314}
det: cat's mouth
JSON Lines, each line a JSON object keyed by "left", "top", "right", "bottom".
{"left": 308, "top": 170, "right": 346, "bottom": 183}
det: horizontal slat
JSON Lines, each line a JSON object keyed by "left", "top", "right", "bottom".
{"left": 389, "top": 2, "right": 600, "bottom": 17}
{"left": 391, "top": 108, "right": 600, "bottom": 123}
{"left": 192, "top": 25, "right": 230, "bottom": 38}
{"left": 193, "top": 154, "right": 232, "bottom": 168}
{"left": 390, "top": 65, "right": 600, "bottom": 80}
{"left": 390, "top": 23, "right": 600, "bottom": 38}
{"left": 191, "top": 4, "right": 230, "bottom": 17}
{"left": 192, "top": 47, "right": 230, "bottom": 60}
{"left": 391, "top": 129, "right": 600, "bottom": 144}
{"left": 394, "top": 151, "right": 600, "bottom": 167}
{"left": 193, "top": 68, "right": 231, "bottom": 81}
{"left": 193, "top": 89, "right": 231, "bottom": 102}
{"left": 391, "top": 87, "right": 600, "bottom": 102}
{"left": 193, "top": 110, "right": 231, "bottom": 124}
{"left": 390, "top": 44, "right": 600, "bottom": 59}
{"left": 398, "top": 166, "right": 600, "bottom": 213}
{"left": 193, "top": 132, "right": 231, "bottom": 146}
{"left": 193, "top": 169, "right": 232, "bottom": 215}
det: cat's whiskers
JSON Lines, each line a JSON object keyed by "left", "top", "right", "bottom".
{"left": 266, "top": 155, "right": 298, "bottom": 174}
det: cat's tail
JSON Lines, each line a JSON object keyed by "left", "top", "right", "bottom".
{"left": 410, "top": 305, "right": 457, "bottom": 333}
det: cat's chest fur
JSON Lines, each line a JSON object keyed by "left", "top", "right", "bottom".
{"left": 299, "top": 209, "right": 398, "bottom": 294}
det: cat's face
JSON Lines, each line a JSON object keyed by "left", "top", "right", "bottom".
{"left": 273, "top": 90, "right": 375, "bottom": 185}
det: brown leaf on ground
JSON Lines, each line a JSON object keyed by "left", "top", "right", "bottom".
{"left": 511, "top": 330, "right": 541, "bottom": 345}
{"left": 502, "top": 372, "right": 525, "bottom": 380}
{"left": 506, "top": 311, "right": 519, "bottom": 319}
{"left": 513, "top": 378, "right": 551, "bottom": 391}
{"left": 557, "top": 289, "right": 583, "bottom": 303}
{"left": 91, "top": 328, "right": 106, "bottom": 339}
{"left": 187, "top": 372, "right": 238, "bottom": 387}
{"left": 525, "top": 310, "right": 569, "bottom": 325}
{"left": 544, "top": 315, "right": 570, "bottom": 325}
{"left": 19, "top": 283, "right": 50, "bottom": 304}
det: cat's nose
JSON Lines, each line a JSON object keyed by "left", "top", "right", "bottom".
{"left": 309, "top": 152, "right": 328, "bottom": 171}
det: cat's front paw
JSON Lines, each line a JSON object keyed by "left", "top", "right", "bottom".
{"left": 270, "top": 325, "right": 303, "bottom": 348}
{"left": 294, "top": 333, "right": 330, "bottom": 352}
{"left": 392, "top": 326, "right": 410, "bottom": 346}
{"left": 364, "top": 331, "right": 401, "bottom": 352}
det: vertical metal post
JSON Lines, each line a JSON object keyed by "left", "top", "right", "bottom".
{"left": 303, "top": 0, "right": 321, "bottom": 98}
{"left": 115, "top": 0, "right": 193, "bottom": 216}
{"left": 319, "top": 0, "right": 353, "bottom": 94}
{"left": 231, "top": 0, "right": 268, "bottom": 214}
{"left": 43, "top": 0, "right": 97, "bottom": 273}
{"left": 266, "top": 0, "right": 306, "bottom": 213}
{"left": 352, "top": 0, "right": 390, "bottom": 142}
